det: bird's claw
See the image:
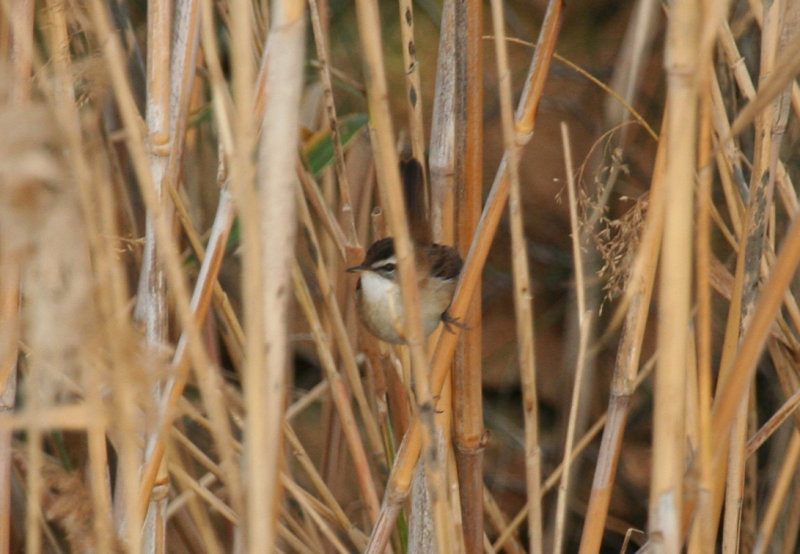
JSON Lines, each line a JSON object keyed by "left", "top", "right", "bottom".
{"left": 441, "top": 311, "right": 468, "bottom": 334}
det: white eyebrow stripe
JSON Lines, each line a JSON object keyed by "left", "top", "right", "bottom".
{"left": 371, "top": 255, "right": 397, "bottom": 269}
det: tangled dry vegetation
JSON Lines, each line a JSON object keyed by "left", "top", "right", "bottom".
{"left": 3, "top": 0, "right": 800, "bottom": 553}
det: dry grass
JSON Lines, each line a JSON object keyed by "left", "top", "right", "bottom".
{"left": 3, "top": 0, "right": 800, "bottom": 553}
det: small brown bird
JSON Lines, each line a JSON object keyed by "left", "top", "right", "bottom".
{"left": 347, "top": 237, "right": 462, "bottom": 344}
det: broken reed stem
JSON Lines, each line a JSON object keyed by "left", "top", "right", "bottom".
{"left": 488, "top": 0, "right": 542, "bottom": 551}
{"left": 553, "top": 315, "right": 592, "bottom": 554}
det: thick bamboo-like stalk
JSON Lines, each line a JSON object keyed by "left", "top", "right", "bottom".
{"left": 429, "top": 0, "right": 455, "bottom": 242}
{"left": 452, "top": 0, "right": 485, "bottom": 551}
{"left": 134, "top": 0, "right": 278, "bottom": 533}
{"left": 21, "top": 282, "right": 42, "bottom": 554}
{"left": 364, "top": 3, "right": 562, "bottom": 552}
{"left": 229, "top": 0, "right": 265, "bottom": 546}
{"left": 649, "top": 0, "right": 699, "bottom": 550}
{"left": 488, "top": 1, "right": 541, "bottom": 552}
{"left": 139, "top": 1, "right": 172, "bottom": 549}
{"left": 353, "top": 0, "right": 432, "bottom": 400}
{"left": 229, "top": 17, "right": 261, "bottom": 544}
{"left": 423, "top": 5, "right": 459, "bottom": 550}
{"left": 397, "top": 0, "right": 429, "bottom": 213}
{"left": 247, "top": 1, "right": 306, "bottom": 550}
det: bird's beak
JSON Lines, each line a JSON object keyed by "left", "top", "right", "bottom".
{"left": 346, "top": 264, "right": 366, "bottom": 273}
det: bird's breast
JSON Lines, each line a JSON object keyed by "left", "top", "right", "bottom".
{"left": 356, "top": 272, "right": 456, "bottom": 343}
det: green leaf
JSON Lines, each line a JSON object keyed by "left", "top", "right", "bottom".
{"left": 302, "top": 113, "right": 369, "bottom": 178}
